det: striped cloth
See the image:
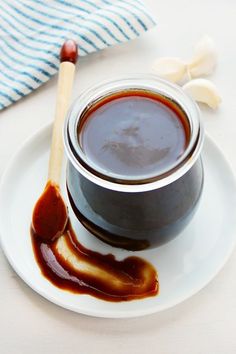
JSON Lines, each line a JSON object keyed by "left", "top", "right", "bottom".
{"left": 0, "top": 0, "right": 156, "bottom": 110}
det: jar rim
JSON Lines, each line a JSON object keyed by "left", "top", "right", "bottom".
{"left": 64, "top": 74, "right": 204, "bottom": 192}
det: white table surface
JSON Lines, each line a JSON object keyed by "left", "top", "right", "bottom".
{"left": 1, "top": 1, "right": 236, "bottom": 353}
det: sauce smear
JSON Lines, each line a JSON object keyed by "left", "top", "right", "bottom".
{"left": 31, "top": 221, "right": 158, "bottom": 301}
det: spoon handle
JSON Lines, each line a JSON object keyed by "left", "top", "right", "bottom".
{"left": 48, "top": 40, "right": 77, "bottom": 184}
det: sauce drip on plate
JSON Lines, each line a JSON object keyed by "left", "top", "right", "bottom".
{"left": 31, "top": 221, "right": 158, "bottom": 302}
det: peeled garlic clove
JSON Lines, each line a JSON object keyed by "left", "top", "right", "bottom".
{"left": 188, "top": 36, "right": 217, "bottom": 77}
{"left": 152, "top": 57, "right": 186, "bottom": 83}
{"left": 183, "top": 79, "right": 221, "bottom": 109}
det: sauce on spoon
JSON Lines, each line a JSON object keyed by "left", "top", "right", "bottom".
{"left": 31, "top": 39, "right": 77, "bottom": 242}
{"left": 32, "top": 182, "right": 68, "bottom": 242}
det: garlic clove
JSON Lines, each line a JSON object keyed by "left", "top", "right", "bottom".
{"left": 152, "top": 57, "right": 186, "bottom": 83}
{"left": 188, "top": 36, "right": 217, "bottom": 77}
{"left": 183, "top": 79, "right": 221, "bottom": 109}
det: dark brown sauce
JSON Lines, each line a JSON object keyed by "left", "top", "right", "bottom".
{"left": 78, "top": 91, "right": 190, "bottom": 179}
{"left": 67, "top": 186, "right": 150, "bottom": 251}
{"left": 31, "top": 221, "right": 158, "bottom": 301}
{"left": 32, "top": 182, "right": 68, "bottom": 242}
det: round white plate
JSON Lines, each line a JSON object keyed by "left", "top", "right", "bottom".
{"left": 0, "top": 124, "right": 236, "bottom": 318}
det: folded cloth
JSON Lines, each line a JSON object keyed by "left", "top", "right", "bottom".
{"left": 0, "top": 0, "right": 156, "bottom": 110}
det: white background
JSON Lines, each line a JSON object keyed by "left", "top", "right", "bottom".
{"left": 0, "top": 0, "right": 236, "bottom": 353}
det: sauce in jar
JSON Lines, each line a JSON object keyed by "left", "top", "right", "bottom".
{"left": 78, "top": 91, "right": 190, "bottom": 181}
{"left": 65, "top": 81, "right": 203, "bottom": 250}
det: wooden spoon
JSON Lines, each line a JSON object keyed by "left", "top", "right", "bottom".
{"left": 31, "top": 39, "right": 78, "bottom": 242}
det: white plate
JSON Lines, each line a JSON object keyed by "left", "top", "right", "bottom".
{"left": 0, "top": 124, "right": 236, "bottom": 318}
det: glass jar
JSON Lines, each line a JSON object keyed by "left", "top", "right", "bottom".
{"left": 64, "top": 75, "right": 204, "bottom": 250}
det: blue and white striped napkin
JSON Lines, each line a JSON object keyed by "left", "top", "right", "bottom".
{"left": 0, "top": 0, "right": 156, "bottom": 110}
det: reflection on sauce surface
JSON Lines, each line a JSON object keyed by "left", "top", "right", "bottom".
{"left": 31, "top": 221, "right": 158, "bottom": 302}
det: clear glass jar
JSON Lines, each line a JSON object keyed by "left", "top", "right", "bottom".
{"left": 64, "top": 75, "right": 204, "bottom": 250}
